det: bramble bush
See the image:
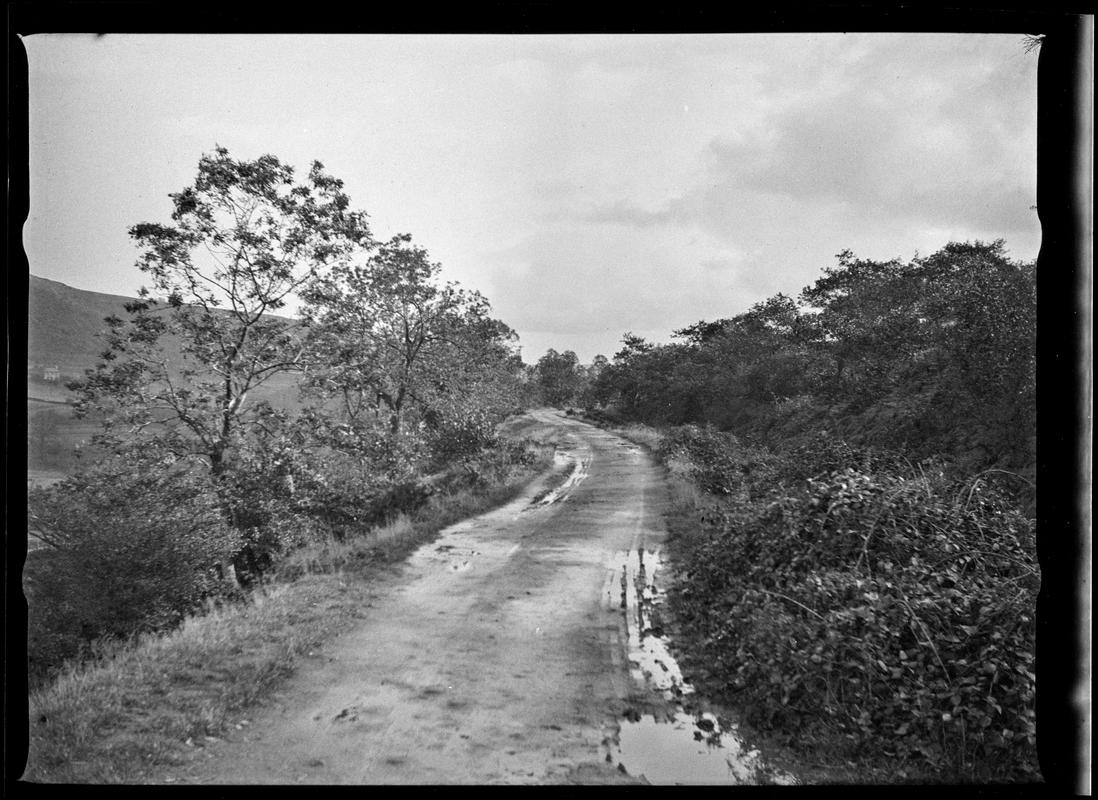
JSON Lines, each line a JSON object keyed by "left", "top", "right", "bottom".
{"left": 663, "top": 426, "right": 1039, "bottom": 782}
{"left": 26, "top": 451, "right": 241, "bottom": 687}
{"left": 657, "top": 425, "right": 787, "bottom": 500}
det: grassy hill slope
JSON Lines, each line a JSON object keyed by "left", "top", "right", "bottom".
{"left": 28, "top": 275, "right": 140, "bottom": 380}
{"left": 25, "top": 274, "right": 299, "bottom": 474}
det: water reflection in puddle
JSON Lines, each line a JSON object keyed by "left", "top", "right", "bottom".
{"left": 527, "top": 450, "right": 590, "bottom": 508}
{"left": 612, "top": 548, "right": 690, "bottom": 696}
{"left": 608, "top": 548, "right": 797, "bottom": 785}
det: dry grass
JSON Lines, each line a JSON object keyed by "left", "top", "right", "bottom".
{"left": 26, "top": 574, "right": 362, "bottom": 783}
{"left": 23, "top": 450, "right": 550, "bottom": 784}
{"left": 497, "top": 413, "right": 570, "bottom": 450}
{"left": 607, "top": 423, "right": 663, "bottom": 453}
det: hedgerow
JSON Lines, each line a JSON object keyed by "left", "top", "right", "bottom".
{"left": 661, "top": 426, "right": 1039, "bottom": 782}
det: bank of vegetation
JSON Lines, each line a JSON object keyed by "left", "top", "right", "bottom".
{"left": 24, "top": 439, "right": 550, "bottom": 783}
{"left": 25, "top": 147, "right": 545, "bottom": 711}
{"left": 570, "top": 240, "right": 1038, "bottom": 782}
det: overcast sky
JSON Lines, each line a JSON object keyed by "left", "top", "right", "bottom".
{"left": 22, "top": 33, "right": 1040, "bottom": 363}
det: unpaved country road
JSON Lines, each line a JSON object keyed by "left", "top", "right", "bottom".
{"left": 156, "top": 410, "right": 779, "bottom": 785}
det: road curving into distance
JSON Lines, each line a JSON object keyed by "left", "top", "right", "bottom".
{"left": 156, "top": 409, "right": 793, "bottom": 785}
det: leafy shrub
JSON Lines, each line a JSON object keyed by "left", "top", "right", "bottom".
{"left": 428, "top": 438, "right": 542, "bottom": 495}
{"left": 216, "top": 418, "right": 435, "bottom": 580}
{"left": 666, "top": 431, "right": 1039, "bottom": 782}
{"left": 657, "top": 425, "right": 786, "bottom": 500}
{"left": 301, "top": 469, "right": 431, "bottom": 535}
{"left": 779, "top": 432, "right": 927, "bottom": 483}
{"left": 425, "top": 407, "right": 501, "bottom": 471}
{"left": 26, "top": 452, "right": 241, "bottom": 686}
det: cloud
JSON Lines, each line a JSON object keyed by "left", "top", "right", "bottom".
{"left": 481, "top": 221, "right": 755, "bottom": 357}
{"left": 469, "top": 36, "right": 1042, "bottom": 361}
{"left": 570, "top": 34, "right": 1039, "bottom": 263}
{"left": 581, "top": 199, "right": 676, "bottom": 227}
{"left": 25, "top": 32, "right": 1041, "bottom": 366}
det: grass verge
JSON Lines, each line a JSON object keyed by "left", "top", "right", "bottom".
{"left": 605, "top": 423, "right": 663, "bottom": 454}
{"left": 23, "top": 446, "right": 551, "bottom": 784}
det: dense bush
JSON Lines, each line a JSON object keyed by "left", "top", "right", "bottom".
{"left": 425, "top": 406, "right": 502, "bottom": 470}
{"left": 664, "top": 427, "right": 1039, "bottom": 782}
{"left": 658, "top": 425, "right": 787, "bottom": 500}
{"left": 215, "top": 451, "right": 314, "bottom": 584}
{"left": 293, "top": 457, "right": 431, "bottom": 538}
{"left": 26, "top": 452, "right": 241, "bottom": 686}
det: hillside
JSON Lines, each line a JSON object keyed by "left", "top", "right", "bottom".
{"left": 27, "top": 274, "right": 298, "bottom": 389}
{"left": 27, "top": 275, "right": 142, "bottom": 383}
{"left": 25, "top": 274, "right": 299, "bottom": 473}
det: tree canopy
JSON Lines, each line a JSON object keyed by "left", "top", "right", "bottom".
{"left": 590, "top": 240, "right": 1036, "bottom": 476}
{"left": 72, "top": 146, "right": 374, "bottom": 476}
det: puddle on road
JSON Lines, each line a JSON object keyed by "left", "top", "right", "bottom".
{"left": 527, "top": 450, "right": 590, "bottom": 508}
{"left": 617, "top": 711, "right": 785, "bottom": 785}
{"left": 404, "top": 446, "right": 593, "bottom": 576}
{"left": 611, "top": 548, "right": 691, "bottom": 696}
{"left": 607, "top": 548, "right": 797, "bottom": 786}
{"left": 404, "top": 475, "right": 546, "bottom": 575}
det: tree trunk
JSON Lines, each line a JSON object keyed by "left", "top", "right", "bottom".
{"left": 208, "top": 444, "right": 245, "bottom": 589}
{"left": 389, "top": 386, "right": 406, "bottom": 435}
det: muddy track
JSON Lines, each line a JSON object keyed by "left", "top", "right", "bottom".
{"left": 156, "top": 410, "right": 791, "bottom": 785}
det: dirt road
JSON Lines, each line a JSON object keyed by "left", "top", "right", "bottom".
{"left": 158, "top": 410, "right": 790, "bottom": 785}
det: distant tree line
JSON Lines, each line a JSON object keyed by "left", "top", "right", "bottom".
{"left": 545, "top": 240, "right": 1035, "bottom": 485}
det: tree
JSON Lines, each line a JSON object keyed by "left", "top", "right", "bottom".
{"left": 577, "top": 354, "right": 610, "bottom": 408}
{"left": 301, "top": 233, "right": 521, "bottom": 466}
{"left": 71, "top": 146, "right": 373, "bottom": 485}
{"left": 911, "top": 240, "right": 1036, "bottom": 467}
{"left": 534, "top": 348, "right": 583, "bottom": 407}
{"left": 798, "top": 251, "right": 923, "bottom": 400}
{"left": 67, "top": 146, "right": 374, "bottom": 578}
{"left": 594, "top": 334, "right": 652, "bottom": 417}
